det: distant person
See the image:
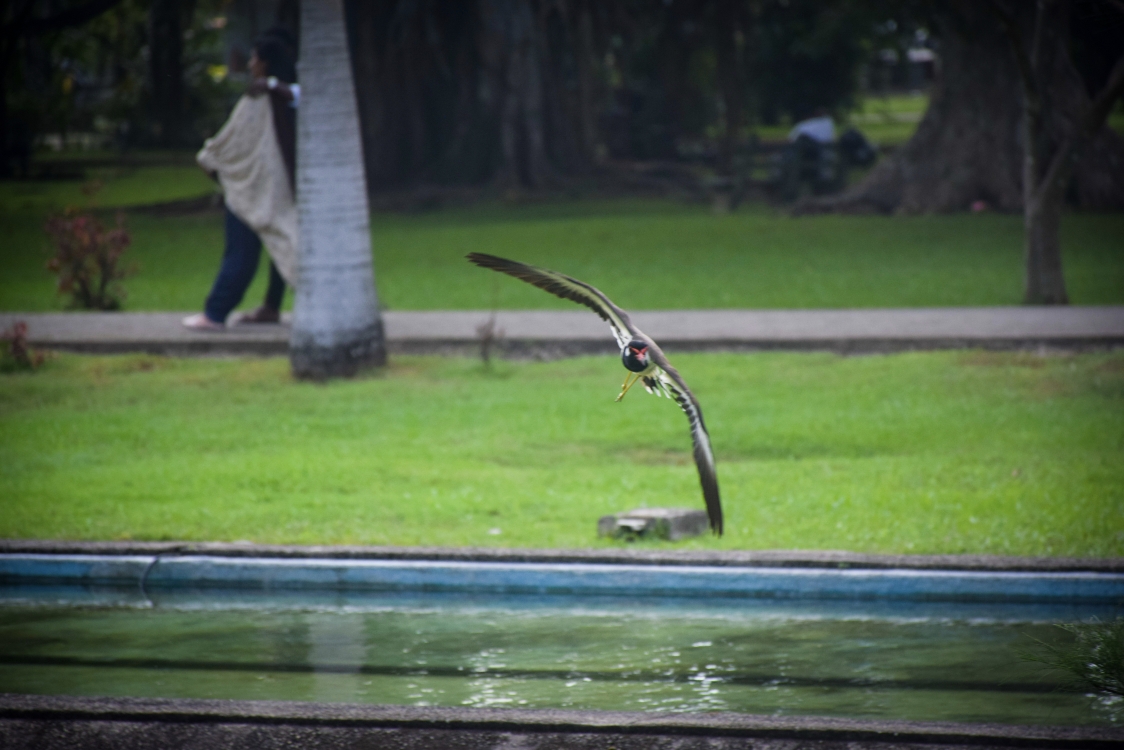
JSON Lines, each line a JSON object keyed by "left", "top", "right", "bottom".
{"left": 183, "top": 29, "right": 299, "bottom": 331}
{"left": 777, "top": 108, "right": 838, "bottom": 199}
{"left": 788, "top": 108, "right": 835, "bottom": 145}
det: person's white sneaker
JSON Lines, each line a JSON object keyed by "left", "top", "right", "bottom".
{"left": 182, "top": 313, "right": 225, "bottom": 331}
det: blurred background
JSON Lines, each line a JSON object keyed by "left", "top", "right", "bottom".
{"left": 4, "top": 0, "right": 1118, "bottom": 204}
{"left": 1, "top": 0, "right": 1122, "bottom": 563}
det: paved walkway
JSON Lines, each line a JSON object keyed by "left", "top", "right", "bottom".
{"left": 2, "top": 307, "right": 1123, "bottom": 356}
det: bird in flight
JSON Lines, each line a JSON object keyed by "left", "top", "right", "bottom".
{"left": 466, "top": 253, "right": 723, "bottom": 535}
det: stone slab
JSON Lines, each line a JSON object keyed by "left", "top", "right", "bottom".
{"left": 598, "top": 507, "right": 713, "bottom": 540}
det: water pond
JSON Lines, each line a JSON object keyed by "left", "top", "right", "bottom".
{"left": 1, "top": 585, "right": 1120, "bottom": 727}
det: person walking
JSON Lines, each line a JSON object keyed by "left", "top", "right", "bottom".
{"left": 184, "top": 30, "right": 299, "bottom": 330}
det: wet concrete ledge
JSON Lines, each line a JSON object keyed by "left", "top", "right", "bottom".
{"left": 2, "top": 694, "right": 1122, "bottom": 750}
{"left": 3, "top": 542, "right": 1123, "bottom": 603}
{"left": 2, "top": 539, "right": 1121, "bottom": 573}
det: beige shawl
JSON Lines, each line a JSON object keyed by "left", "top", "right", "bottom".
{"left": 197, "top": 95, "right": 298, "bottom": 285}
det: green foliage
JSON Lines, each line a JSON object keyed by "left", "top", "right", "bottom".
{"left": 753, "top": 0, "right": 874, "bottom": 123}
{"left": 8, "top": 0, "right": 239, "bottom": 151}
{"left": 1, "top": 350, "right": 1121, "bottom": 553}
{"left": 1023, "top": 619, "right": 1124, "bottom": 697}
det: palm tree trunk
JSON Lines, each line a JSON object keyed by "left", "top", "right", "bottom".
{"left": 290, "top": 0, "right": 386, "bottom": 379}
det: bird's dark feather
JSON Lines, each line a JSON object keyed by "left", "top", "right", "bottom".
{"left": 466, "top": 253, "right": 636, "bottom": 347}
{"left": 466, "top": 252, "right": 723, "bottom": 535}
{"left": 648, "top": 349, "right": 723, "bottom": 535}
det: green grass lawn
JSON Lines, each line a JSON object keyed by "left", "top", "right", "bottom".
{"left": 3, "top": 196, "right": 1123, "bottom": 312}
{"left": 2, "top": 351, "right": 1121, "bottom": 555}
{"left": 0, "top": 164, "right": 216, "bottom": 214}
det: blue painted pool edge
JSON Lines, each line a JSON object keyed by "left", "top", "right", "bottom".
{"left": 1, "top": 553, "right": 1122, "bottom": 603}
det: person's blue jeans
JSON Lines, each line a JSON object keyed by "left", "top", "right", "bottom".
{"left": 204, "top": 207, "right": 286, "bottom": 322}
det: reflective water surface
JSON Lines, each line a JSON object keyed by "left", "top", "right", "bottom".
{"left": 1, "top": 585, "right": 1121, "bottom": 726}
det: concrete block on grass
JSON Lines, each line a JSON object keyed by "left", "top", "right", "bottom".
{"left": 598, "top": 508, "right": 709, "bottom": 541}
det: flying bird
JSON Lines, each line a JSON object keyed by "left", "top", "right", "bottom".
{"left": 466, "top": 253, "right": 722, "bottom": 535}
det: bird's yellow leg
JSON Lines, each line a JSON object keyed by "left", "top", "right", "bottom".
{"left": 615, "top": 372, "right": 641, "bottom": 402}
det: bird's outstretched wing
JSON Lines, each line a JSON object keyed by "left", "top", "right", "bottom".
{"left": 466, "top": 253, "right": 635, "bottom": 349}
{"left": 649, "top": 350, "right": 723, "bottom": 535}
{"left": 467, "top": 252, "right": 723, "bottom": 536}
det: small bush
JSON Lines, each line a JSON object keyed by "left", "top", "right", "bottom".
{"left": 44, "top": 208, "right": 135, "bottom": 310}
{"left": 1, "top": 322, "right": 47, "bottom": 373}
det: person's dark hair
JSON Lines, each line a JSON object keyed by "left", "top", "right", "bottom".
{"left": 254, "top": 32, "right": 297, "bottom": 83}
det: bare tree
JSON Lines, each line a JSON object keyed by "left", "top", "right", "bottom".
{"left": 794, "top": 1, "right": 1124, "bottom": 305}
{"left": 990, "top": 0, "right": 1124, "bottom": 304}
{"left": 290, "top": 0, "right": 387, "bottom": 379}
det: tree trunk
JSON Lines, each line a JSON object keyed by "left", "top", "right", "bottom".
{"left": 1004, "top": 1, "right": 1124, "bottom": 304}
{"left": 481, "top": 0, "right": 554, "bottom": 189}
{"left": 1024, "top": 181, "right": 1068, "bottom": 304}
{"left": 148, "top": 0, "right": 194, "bottom": 147}
{"left": 574, "top": 1, "right": 598, "bottom": 163}
{"left": 290, "top": 0, "right": 386, "bottom": 379}
{"left": 1015, "top": 1, "right": 1070, "bottom": 305}
{"left": 715, "top": 0, "right": 742, "bottom": 174}
{"left": 796, "top": 1, "right": 1124, "bottom": 216}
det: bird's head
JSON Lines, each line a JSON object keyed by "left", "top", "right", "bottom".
{"left": 622, "top": 340, "right": 651, "bottom": 372}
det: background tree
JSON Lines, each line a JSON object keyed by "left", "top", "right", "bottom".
{"left": 991, "top": 0, "right": 1124, "bottom": 304}
{"left": 797, "top": 1, "right": 1124, "bottom": 218}
{"left": 146, "top": 0, "right": 195, "bottom": 147}
{"left": 1, "top": 0, "right": 123, "bottom": 175}
{"left": 339, "top": 0, "right": 889, "bottom": 190}
{"left": 3, "top": 0, "right": 237, "bottom": 168}
{"left": 290, "top": 0, "right": 386, "bottom": 379}
{"left": 794, "top": 1, "right": 1124, "bottom": 307}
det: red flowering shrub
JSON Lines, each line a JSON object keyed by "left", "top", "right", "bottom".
{"left": 44, "top": 209, "right": 135, "bottom": 310}
{"left": 1, "top": 322, "right": 47, "bottom": 373}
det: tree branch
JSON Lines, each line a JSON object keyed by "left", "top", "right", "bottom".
{"left": 987, "top": 0, "right": 1040, "bottom": 117}
{"left": 1029, "top": 0, "right": 1050, "bottom": 71}
{"left": 1034, "top": 51, "right": 1124, "bottom": 203}
{"left": 1082, "top": 51, "right": 1124, "bottom": 138}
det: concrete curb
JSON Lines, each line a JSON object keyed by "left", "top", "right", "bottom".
{"left": 3, "top": 307, "right": 1122, "bottom": 357}
{"left": 3, "top": 539, "right": 1121, "bottom": 572}
{"left": 1, "top": 694, "right": 1121, "bottom": 749}
{"left": 3, "top": 550, "right": 1123, "bottom": 602}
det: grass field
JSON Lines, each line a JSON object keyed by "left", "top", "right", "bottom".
{"left": 3, "top": 196, "right": 1124, "bottom": 313}
{"left": 1, "top": 351, "right": 1121, "bottom": 555}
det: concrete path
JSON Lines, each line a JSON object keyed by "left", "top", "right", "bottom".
{"left": 2, "top": 306, "right": 1123, "bottom": 357}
